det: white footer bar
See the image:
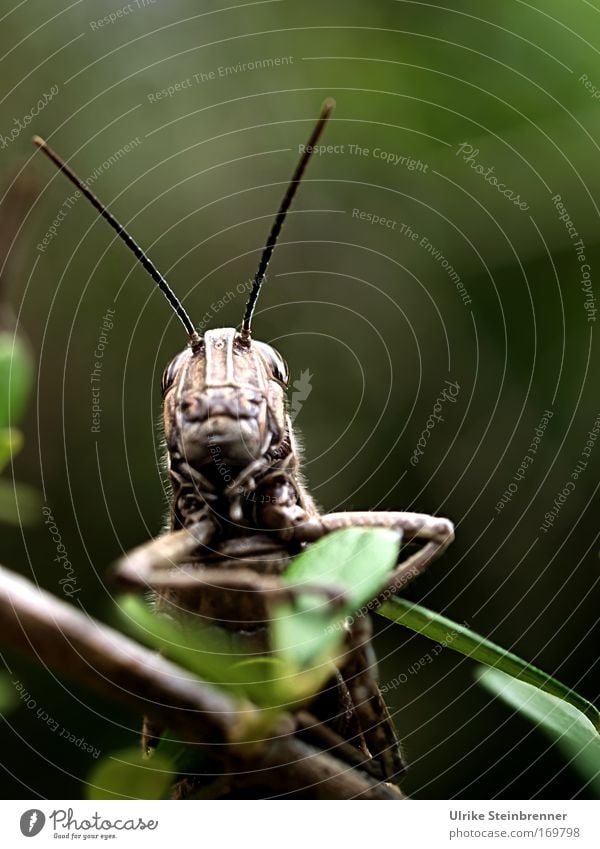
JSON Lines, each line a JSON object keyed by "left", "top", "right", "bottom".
{"left": 3, "top": 799, "right": 598, "bottom": 848}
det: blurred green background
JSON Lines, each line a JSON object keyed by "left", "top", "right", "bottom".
{"left": 1, "top": 0, "right": 599, "bottom": 799}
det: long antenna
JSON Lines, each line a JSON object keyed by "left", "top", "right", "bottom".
{"left": 33, "top": 136, "right": 200, "bottom": 344}
{"left": 240, "top": 99, "right": 335, "bottom": 340}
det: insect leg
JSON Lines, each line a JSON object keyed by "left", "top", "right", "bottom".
{"left": 337, "top": 615, "right": 405, "bottom": 783}
{"left": 111, "top": 515, "right": 344, "bottom": 605}
{"left": 276, "top": 510, "right": 454, "bottom": 591}
{"left": 139, "top": 566, "right": 347, "bottom": 608}
{"left": 110, "top": 521, "right": 215, "bottom": 592}
{"left": 109, "top": 521, "right": 216, "bottom": 755}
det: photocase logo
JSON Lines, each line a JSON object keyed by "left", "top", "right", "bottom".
{"left": 290, "top": 369, "right": 313, "bottom": 422}
{"left": 19, "top": 810, "right": 46, "bottom": 837}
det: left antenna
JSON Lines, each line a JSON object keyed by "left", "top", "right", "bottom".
{"left": 33, "top": 136, "right": 199, "bottom": 344}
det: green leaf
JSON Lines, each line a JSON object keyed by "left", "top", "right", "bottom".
{"left": 119, "top": 529, "right": 400, "bottom": 711}
{"left": 0, "top": 333, "right": 34, "bottom": 429}
{"left": 156, "top": 729, "right": 212, "bottom": 776}
{"left": 0, "top": 479, "right": 42, "bottom": 525}
{"left": 282, "top": 526, "right": 401, "bottom": 612}
{"left": 227, "top": 656, "right": 329, "bottom": 708}
{"left": 0, "top": 673, "right": 18, "bottom": 715}
{"left": 0, "top": 427, "right": 23, "bottom": 472}
{"left": 228, "top": 656, "right": 288, "bottom": 701}
{"left": 86, "top": 746, "right": 175, "bottom": 800}
{"left": 273, "top": 527, "right": 401, "bottom": 669}
{"left": 118, "top": 596, "right": 323, "bottom": 711}
{"left": 477, "top": 667, "right": 600, "bottom": 794}
{"left": 271, "top": 600, "right": 342, "bottom": 669}
{"left": 378, "top": 597, "right": 600, "bottom": 731}
{"left": 119, "top": 595, "right": 256, "bottom": 692}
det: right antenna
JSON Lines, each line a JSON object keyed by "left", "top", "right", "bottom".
{"left": 240, "top": 99, "right": 335, "bottom": 340}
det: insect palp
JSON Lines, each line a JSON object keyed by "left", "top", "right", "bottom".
{"left": 240, "top": 98, "right": 335, "bottom": 341}
{"left": 32, "top": 134, "right": 199, "bottom": 344}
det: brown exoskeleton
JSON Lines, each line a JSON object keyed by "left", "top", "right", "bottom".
{"left": 34, "top": 102, "right": 454, "bottom": 793}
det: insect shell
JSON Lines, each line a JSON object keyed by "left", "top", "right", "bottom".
{"left": 161, "top": 327, "right": 299, "bottom": 528}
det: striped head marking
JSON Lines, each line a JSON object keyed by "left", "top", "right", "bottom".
{"left": 161, "top": 328, "right": 289, "bottom": 472}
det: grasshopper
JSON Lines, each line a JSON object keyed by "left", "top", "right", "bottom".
{"left": 34, "top": 102, "right": 454, "bottom": 792}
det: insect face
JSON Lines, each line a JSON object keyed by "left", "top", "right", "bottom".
{"left": 161, "top": 328, "right": 289, "bottom": 472}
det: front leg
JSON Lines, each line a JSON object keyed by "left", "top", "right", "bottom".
{"left": 110, "top": 520, "right": 215, "bottom": 591}
{"left": 338, "top": 615, "right": 405, "bottom": 782}
{"left": 111, "top": 523, "right": 347, "bottom": 621}
{"left": 110, "top": 520, "right": 347, "bottom": 754}
{"left": 260, "top": 482, "right": 454, "bottom": 594}
{"left": 109, "top": 521, "right": 214, "bottom": 754}
{"left": 294, "top": 511, "right": 455, "bottom": 595}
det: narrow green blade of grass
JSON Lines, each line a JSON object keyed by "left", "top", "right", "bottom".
{"left": 378, "top": 597, "right": 600, "bottom": 731}
{"left": 477, "top": 667, "right": 600, "bottom": 794}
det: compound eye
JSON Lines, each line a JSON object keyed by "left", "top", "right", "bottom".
{"left": 269, "top": 351, "right": 289, "bottom": 386}
{"left": 161, "top": 350, "right": 189, "bottom": 396}
{"left": 253, "top": 341, "right": 289, "bottom": 386}
{"left": 161, "top": 361, "right": 178, "bottom": 396}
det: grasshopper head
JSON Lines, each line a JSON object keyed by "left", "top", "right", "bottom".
{"left": 161, "top": 328, "right": 289, "bottom": 476}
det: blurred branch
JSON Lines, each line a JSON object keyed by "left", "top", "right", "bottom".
{"left": 0, "top": 564, "right": 402, "bottom": 800}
